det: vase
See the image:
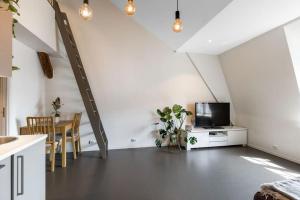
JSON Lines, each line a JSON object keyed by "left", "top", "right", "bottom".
{"left": 55, "top": 116, "right": 60, "bottom": 123}
{"left": 169, "top": 134, "right": 178, "bottom": 147}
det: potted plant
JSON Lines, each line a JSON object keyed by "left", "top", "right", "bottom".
{"left": 52, "top": 97, "right": 62, "bottom": 123}
{"left": 155, "top": 104, "right": 197, "bottom": 150}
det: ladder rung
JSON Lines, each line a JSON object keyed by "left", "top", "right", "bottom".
{"left": 78, "top": 68, "right": 86, "bottom": 80}
{"left": 79, "top": 67, "right": 85, "bottom": 73}
{"left": 69, "top": 38, "right": 76, "bottom": 48}
{"left": 65, "top": 26, "right": 72, "bottom": 34}
{"left": 75, "top": 54, "right": 81, "bottom": 64}
{"left": 63, "top": 19, "right": 68, "bottom": 26}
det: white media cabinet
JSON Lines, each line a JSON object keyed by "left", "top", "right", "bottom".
{"left": 186, "top": 126, "right": 247, "bottom": 150}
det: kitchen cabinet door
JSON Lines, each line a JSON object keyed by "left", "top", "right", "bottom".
{"left": 0, "top": 157, "right": 11, "bottom": 200}
{"left": 13, "top": 141, "right": 45, "bottom": 200}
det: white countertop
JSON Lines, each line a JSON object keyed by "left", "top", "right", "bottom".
{"left": 191, "top": 126, "right": 247, "bottom": 133}
{"left": 0, "top": 135, "right": 47, "bottom": 161}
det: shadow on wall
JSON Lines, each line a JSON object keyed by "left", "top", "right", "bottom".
{"left": 16, "top": 119, "right": 21, "bottom": 134}
{"left": 45, "top": 56, "right": 96, "bottom": 152}
{"left": 37, "top": 97, "right": 45, "bottom": 115}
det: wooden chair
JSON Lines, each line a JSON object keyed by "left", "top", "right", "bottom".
{"left": 26, "top": 117, "right": 58, "bottom": 172}
{"left": 67, "top": 113, "right": 82, "bottom": 159}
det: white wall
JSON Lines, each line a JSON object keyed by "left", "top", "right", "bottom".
{"left": 220, "top": 26, "right": 300, "bottom": 163}
{"left": 188, "top": 53, "right": 236, "bottom": 122}
{"left": 45, "top": 0, "right": 234, "bottom": 150}
{"left": 15, "top": 0, "right": 56, "bottom": 53}
{"left": 8, "top": 39, "right": 46, "bottom": 136}
{"left": 284, "top": 19, "right": 300, "bottom": 92}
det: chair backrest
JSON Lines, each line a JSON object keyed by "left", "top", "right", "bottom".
{"left": 71, "top": 113, "right": 82, "bottom": 136}
{"left": 26, "top": 116, "right": 55, "bottom": 143}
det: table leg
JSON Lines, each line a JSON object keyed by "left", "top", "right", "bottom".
{"left": 62, "top": 127, "right": 67, "bottom": 168}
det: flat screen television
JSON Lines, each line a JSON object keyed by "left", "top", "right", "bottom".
{"left": 195, "top": 102, "right": 230, "bottom": 128}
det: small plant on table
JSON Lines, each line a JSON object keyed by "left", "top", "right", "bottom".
{"left": 52, "top": 97, "right": 62, "bottom": 120}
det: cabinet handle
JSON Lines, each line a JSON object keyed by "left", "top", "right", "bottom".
{"left": 17, "top": 156, "right": 24, "bottom": 196}
{"left": 0, "top": 164, "right": 5, "bottom": 170}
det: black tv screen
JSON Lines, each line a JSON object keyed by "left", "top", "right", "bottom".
{"left": 195, "top": 102, "right": 230, "bottom": 128}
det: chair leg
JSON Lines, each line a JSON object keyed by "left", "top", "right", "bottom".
{"left": 76, "top": 141, "right": 79, "bottom": 154}
{"left": 77, "top": 138, "right": 82, "bottom": 153}
{"left": 51, "top": 144, "right": 55, "bottom": 172}
{"left": 49, "top": 150, "right": 52, "bottom": 162}
{"left": 72, "top": 138, "right": 77, "bottom": 160}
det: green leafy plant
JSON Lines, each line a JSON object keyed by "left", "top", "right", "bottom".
{"left": 52, "top": 97, "right": 62, "bottom": 117}
{"left": 155, "top": 104, "right": 197, "bottom": 149}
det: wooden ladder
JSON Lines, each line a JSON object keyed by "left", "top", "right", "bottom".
{"left": 53, "top": 1, "right": 108, "bottom": 159}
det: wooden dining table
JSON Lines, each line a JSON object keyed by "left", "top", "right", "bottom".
{"left": 20, "top": 120, "right": 73, "bottom": 168}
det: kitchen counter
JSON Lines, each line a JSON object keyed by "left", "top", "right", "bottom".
{"left": 0, "top": 135, "right": 47, "bottom": 161}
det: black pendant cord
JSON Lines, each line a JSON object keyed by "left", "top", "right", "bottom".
{"left": 175, "top": 0, "right": 180, "bottom": 19}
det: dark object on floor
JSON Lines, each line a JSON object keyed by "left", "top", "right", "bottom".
{"left": 254, "top": 189, "right": 290, "bottom": 200}
{"left": 254, "top": 178, "right": 300, "bottom": 200}
{"left": 37, "top": 52, "right": 53, "bottom": 79}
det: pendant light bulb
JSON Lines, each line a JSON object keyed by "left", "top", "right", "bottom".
{"left": 125, "top": 0, "right": 136, "bottom": 16}
{"left": 173, "top": 10, "right": 183, "bottom": 33}
{"left": 79, "top": 0, "right": 93, "bottom": 20}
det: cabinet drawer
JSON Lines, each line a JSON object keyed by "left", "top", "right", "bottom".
{"left": 209, "top": 141, "right": 227, "bottom": 147}
{"left": 209, "top": 136, "right": 227, "bottom": 142}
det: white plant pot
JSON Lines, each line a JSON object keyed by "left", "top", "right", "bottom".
{"left": 55, "top": 117, "right": 60, "bottom": 123}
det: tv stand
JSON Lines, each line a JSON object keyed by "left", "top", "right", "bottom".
{"left": 185, "top": 126, "right": 247, "bottom": 150}
{"left": 203, "top": 126, "right": 224, "bottom": 130}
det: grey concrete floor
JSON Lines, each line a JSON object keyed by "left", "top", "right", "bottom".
{"left": 46, "top": 147, "right": 300, "bottom": 200}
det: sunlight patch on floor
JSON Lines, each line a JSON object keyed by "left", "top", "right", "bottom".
{"left": 265, "top": 167, "right": 300, "bottom": 179}
{"left": 241, "top": 156, "right": 286, "bottom": 169}
{"left": 241, "top": 156, "right": 300, "bottom": 179}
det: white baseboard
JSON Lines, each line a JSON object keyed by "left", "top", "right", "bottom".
{"left": 248, "top": 143, "right": 300, "bottom": 165}
{"left": 82, "top": 143, "right": 158, "bottom": 152}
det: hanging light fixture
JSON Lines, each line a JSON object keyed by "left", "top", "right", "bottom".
{"left": 124, "top": 0, "right": 136, "bottom": 16}
{"left": 79, "top": 0, "right": 93, "bottom": 20}
{"left": 172, "top": 0, "right": 183, "bottom": 33}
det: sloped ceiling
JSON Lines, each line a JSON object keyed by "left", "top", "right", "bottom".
{"left": 110, "top": 0, "right": 233, "bottom": 50}
{"left": 111, "top": 0, "right": 300, "bottom": 55}
{"left": 179, "top": 0, "right": 300, "bottom": 55}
